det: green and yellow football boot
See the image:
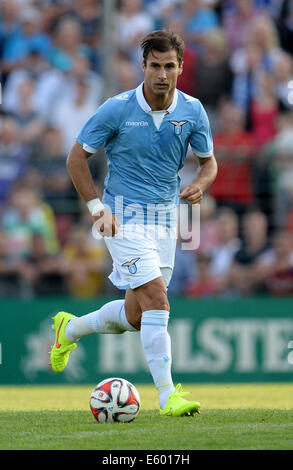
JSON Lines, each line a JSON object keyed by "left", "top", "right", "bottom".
{"left": 50, "top": 311, "right": 77, "bottom": 373}
{"left": 160, "top": 384, "right": 201, "bottom": 417}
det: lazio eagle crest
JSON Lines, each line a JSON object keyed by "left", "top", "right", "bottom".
{"left": 169, "top": 120, "right": 188, "bottom": 135}
{"left": 122, "top": 257, "right": 140, "bottom": 274}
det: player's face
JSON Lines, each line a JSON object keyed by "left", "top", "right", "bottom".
{"left": 142, "top": 49, "right": 183, "bottom": 97}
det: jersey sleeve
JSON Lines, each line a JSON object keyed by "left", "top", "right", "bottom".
{"left": 76, "top": 98, "right": 117, "bottom": 153}
{"left": 189, "top": 102, "right": 214, "bottom": 158}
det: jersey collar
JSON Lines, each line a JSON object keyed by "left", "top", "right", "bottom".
{"left": 136, "top": 82, "right": 178, "bottom": 114}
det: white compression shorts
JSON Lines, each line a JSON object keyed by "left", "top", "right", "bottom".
{"left": 103, "top": 224, "right": 177, "bottom": 290}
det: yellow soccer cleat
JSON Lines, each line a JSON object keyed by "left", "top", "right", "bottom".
{"left": 160, "top": 384, "right": 201, "bottom": 417}
{"left": 50, "top": 311, "right": 77, "bottom": 373}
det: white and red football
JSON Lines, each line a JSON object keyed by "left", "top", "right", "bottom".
{"left": 90, "top": 377, "right": 140, "bottom": 423}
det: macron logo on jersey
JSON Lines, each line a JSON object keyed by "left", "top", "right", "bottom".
{"left": 126, "top": 121, "right": 149, "bottom": 127}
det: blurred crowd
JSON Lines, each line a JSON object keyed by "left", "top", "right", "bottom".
{"left": 1, "top": 0, "right": 293, "bottom": 298}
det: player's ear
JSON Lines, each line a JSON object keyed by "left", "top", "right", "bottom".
{"left": 142, "top": 60, "right": 146, "bottom": 73}
{"left": 179, "top": 61, "right": 184, "bottom": 75}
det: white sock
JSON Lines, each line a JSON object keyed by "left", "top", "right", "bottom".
{"left": 140, "top": 309, "right": 175, "bottom": 409}
{"left": 65, "top": 300, "right": 137, "bottom": 342}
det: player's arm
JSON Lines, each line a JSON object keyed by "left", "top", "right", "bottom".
{"left": 66, "top": 141, "right": 120, "bottom": 237}
{"left": 179, "top": 154, "right": 218, "bottom": 205}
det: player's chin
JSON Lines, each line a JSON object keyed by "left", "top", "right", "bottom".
{"left": 153, "top": 85, "right": 169, "bottom": 95}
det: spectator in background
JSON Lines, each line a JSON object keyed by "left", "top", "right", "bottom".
{"left": 250, "top": 71, "right": 279, "bottom": 148}
{"left": 165, "top": 20, "right": 197, "bottom": 97}
{"left": 49, "top": 17, "right": 95, "bottom": 73}
{"left": 230, "top": 11, "right": 283, "bottom": 102}
{"left": 197, "top": 194, "right": 219, "bottom": 256}
{"left": 0, "top": 0, "right": 19, "bottom": 42}
{"left": 28, "top": 125, "right": 79, "bottom": 231}
{"left": 0, "top": 228, "right": 33, "bottom": 297}
{"left": 228, "top": 208, "right": 269, "bottom": 295}
{"left": 222, "top": 0, "right": 259, "bottom": 54}
{"left": 167, "top": 240, "right": 198, "bottom": 296}
{"left": 2, "top": 39, "right": 102, "bottom": 127}
{"left": 273, "top": 51, "right": 293, "bottom": 111}
{"left": 194, "top": 28, "right": 233, "bottom": 131}
{"left": 21, "top": 232, "right": 68, "bottom": 296}
{"left": 231, "top": 41, "right": 265, "bottom": 116}
{"left": 113, "top": 50, "right": 141, "bottom": 94}
{"left": 115, "top": 0, "right": 154, "bottom": 70}
{"left": 254, "top": 229, "right": 293, "bottom": 295}
{"left": 209, "top": 101, "right": 255, "bottom": 216}
{"left": 185, "top": 253, "right": 219, "bottom": 298}
{"left": 40, "top": 1, "right": 73, "bottom": 36}
{"left": 1, "top": 186, "right": 59, "bottom": 258}
{"left": 270, "top": 117, "right": 293, "bottom": 228}
{"left": 51, "top": 77, "right": 99, "bottom": 154}
{"left": 0, "top": 0, "right": 20, "bottom": 83}
{"left": 68, "top": 54, "right": 104, "bottom": 104}
{"left": 145, "top": 0, "right": 182, "bottom": 30}
{"left": 8, "top": 75, "right": 46, "bottom": 148}
{"left": 0, "top": 116, "right": 29, "bottom": 203}
{"left": 62, "top": 227, "right": 108, "bottom": 298}
{"left": 36, "top": 53, "right": 103, "bottom": 121}
{"left": 71, "top": 0, "right": 102, "bottom": 49}
{"left": 248, "top": 13, "right": 283, "bottom": 70}
{"left": 1, "top": 7, "right": 52, "bottom": 76}
{"left": 2, "top": 48, "right": 65, "bottom": 121}
{"left": 167, "top": 201, "right": 199, "bottom": 297}
{"left": 209, "top": 207, "right": 241, "bottom": 294}
{"left": 181, "top": 0, "right": 219, "bottom": 55}
{"left": 231, "top": 12, "right": 282, "bottom": 129}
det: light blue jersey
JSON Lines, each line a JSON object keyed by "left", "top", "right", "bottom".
{"left": 77, "top": 83, "right": 213, "bottom": 225}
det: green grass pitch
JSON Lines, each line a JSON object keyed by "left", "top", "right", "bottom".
{"left": 0, "top": 383, "right": 293, "bottom": 450}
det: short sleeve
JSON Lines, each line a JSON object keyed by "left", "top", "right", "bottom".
{"left": 189, "top": 102, "right": 214, "bottom": 158}
{"left": 76, "top": 98, "right": 117, "bottom": 153}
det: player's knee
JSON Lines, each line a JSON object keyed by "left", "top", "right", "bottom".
{"left": 136, "top": 281, "right": 170, "bottom": 312}
{"left": 151, "top": 296, "right": 170, "bottom": 312}
{"left": 144, "top": 292, "right": 169, "bottom": 312}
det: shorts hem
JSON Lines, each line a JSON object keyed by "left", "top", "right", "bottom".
{"left": 109, "top": 273, "right": 162, "bottom": 291}
{"left": 129, "top": 273, "right": 162, "bottom": 290}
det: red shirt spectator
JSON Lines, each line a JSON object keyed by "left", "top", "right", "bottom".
{"left": 250, "top": 73, "right": 279, "bottom": 148}
{"left": 209, "top": 102, "right": 255, "bottom": 206}
{"left": 185, "top": 254, "right": 219, "bottom": 298}
{"left": 176, "top": 47, "right": 197, "bottom": 97}
{"left": 250, "top": 100, "right": 278, "bottom": 148}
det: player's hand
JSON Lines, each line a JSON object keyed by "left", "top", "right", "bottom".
{"left": 93, "top": 209, "right": 121, "bottom": 237}
{"left": 179, "top": 183, "right": 203, "bottom": 205}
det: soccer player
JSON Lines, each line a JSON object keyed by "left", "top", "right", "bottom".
{"left": 50, "top": 30, "right": 218, "bottom": 416}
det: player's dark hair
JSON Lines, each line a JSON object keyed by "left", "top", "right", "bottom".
{"left": 140, "top": 30, "right": 185, "bottom": 66}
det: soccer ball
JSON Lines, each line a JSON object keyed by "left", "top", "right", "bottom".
{"left": 90, "top": 377, "right": 140, "bottom": 423}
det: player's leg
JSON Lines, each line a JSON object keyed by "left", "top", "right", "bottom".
{"left": 64, "top": 297, "right": 138, "bottom": 340}
{"left": 50, "top": 297, "right": 139, "bottom": 373}
{"left": 124, "top": 288, "right": 142, "bottom": 330}
{"left": 131, "top": 276, "right": 174, "bottom": 409}
{"left": 133, "top": 276, "right": 200, "bottom": 417}
{"left": 50, "top": 225, "right": 147, "bottom": 373}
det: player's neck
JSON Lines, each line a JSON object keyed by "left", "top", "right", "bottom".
{"left": 143, "top": 83, "right": 175, "bottom": 111}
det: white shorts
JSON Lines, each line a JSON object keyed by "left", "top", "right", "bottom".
{"left": 104, "top": 224, "right": 177, "bottom": 290}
